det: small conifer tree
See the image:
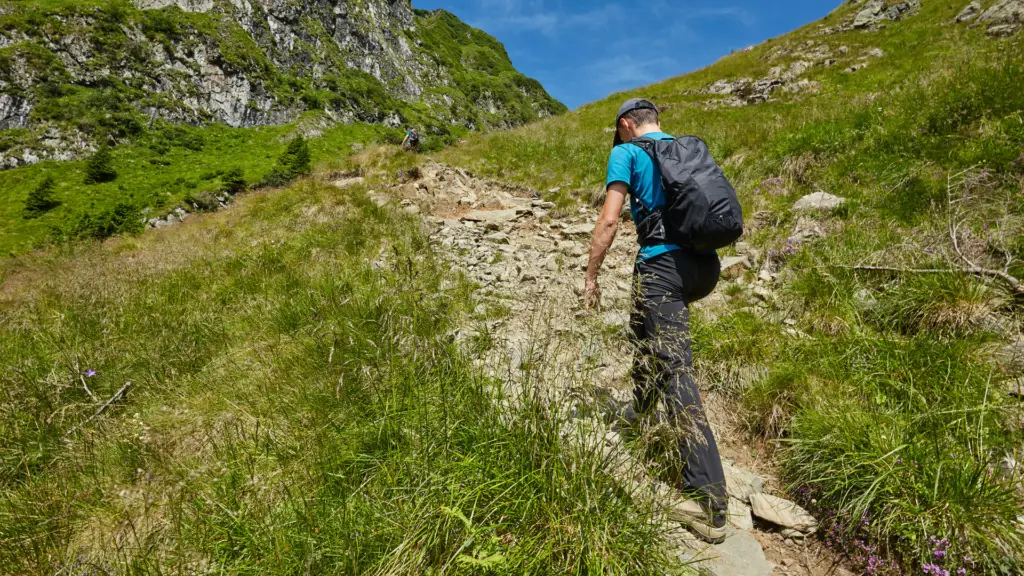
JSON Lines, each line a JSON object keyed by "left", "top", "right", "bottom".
{"left": 24, "top": 175, "right": 59, "bottom": 218}
{"left": 84, "top": 145, "right": 118, "bottom": 184}
{"left": 221, "top": 167, "right": 247, "bottom": 194}
{"left": 257, "top": 136, "right": 313, "bottom": 188}
{"left": 283, "top": 135, "right": 312, "bottom": 176}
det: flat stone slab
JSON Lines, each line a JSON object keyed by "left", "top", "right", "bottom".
{"left": 682, "top": 526, "right": 773, "bottom": 576}
{"left": 749, "top": 493, "right": 818, "bottom": 533}
{"left": 561, "top": 223, "right": 594, "bottom": 237}
{"left": 332, "top": 176, "right": 365, "bottom": 188}
{"left": 460, "top": 209, "right": 520, "bottom": 224}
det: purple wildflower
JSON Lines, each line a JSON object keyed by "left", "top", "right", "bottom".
{"left": 84, "top": 370, "right": 97, "bottom": 378}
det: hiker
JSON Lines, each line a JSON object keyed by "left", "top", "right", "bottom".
{"left": 401, "top": 127, "right": 420, "bottom": 151}
{"left": 583, "top": 98, "right": 730, "bottom": 544}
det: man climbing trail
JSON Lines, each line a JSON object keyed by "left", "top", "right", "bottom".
{"left": 401, "top": 127, "right": 420, "bottom": 152}
{"left": 584, "top": 98, "right": 729, "bottom": 544}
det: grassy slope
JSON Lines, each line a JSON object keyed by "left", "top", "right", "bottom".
{"left": 0, "top": 175, "right": 674, "bottom": 573}
{"left": 0, "top": 117, "right": 391, "bottom": 256}
{"left": 433, "top": 2, "right": 1024, "bottom": 574}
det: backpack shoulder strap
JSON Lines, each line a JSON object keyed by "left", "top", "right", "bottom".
{"left": 630, "top": 136, "right": 656, "bottom": 158}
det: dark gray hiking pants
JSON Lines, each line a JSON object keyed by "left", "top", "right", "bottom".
{"left": 630, "top": 249, "right": 728, "bottom": 513}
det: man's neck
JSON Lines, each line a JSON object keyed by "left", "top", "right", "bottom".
{"left": 634, "top": 124, "right": 663, "bottom": 138}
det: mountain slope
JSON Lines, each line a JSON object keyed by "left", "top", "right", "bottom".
{"left": 0, "top": 0, "right": 565, "bottom": 169}
{"left": 422, "top": 1, "right": 1024, "bottom": 573}
{"left": 0, "top": 0, "right": 566, "bottom": 258}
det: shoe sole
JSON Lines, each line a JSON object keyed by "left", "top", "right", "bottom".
{"left": 685, "top": 521, "right": 727, "bottom": 545}
{"left": 669, "top": 510, "right": 728, "bottom": 544}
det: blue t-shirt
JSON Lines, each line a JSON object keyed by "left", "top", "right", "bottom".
{"left": 606, "top": 131, "right": 681, "bottom": 261}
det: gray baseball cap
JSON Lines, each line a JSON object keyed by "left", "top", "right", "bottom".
{"left": 613, "top": 98, "right": 658, "bottom": 145}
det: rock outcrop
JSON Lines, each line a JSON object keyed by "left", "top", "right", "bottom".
{"left": 852, "top": 0, "right": 921, "bottom": 29}
{"left": 0, "top": 1, "right": 565, "bottom": 168}
{"left": 979, "top": 0, "right": 1024, "bottom": 36}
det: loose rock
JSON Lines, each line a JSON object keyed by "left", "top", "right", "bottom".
{"left": 723, "top": 462, "right": 765, "bottom": 503}
{"left": 956, "top": 1, "right": 982, "bottom": 22}
{"left": 749, "top": 493, "right": 818, "bottom": 533}
{"left": 792, "top": 192, "right": 846, "bottom": 212}
{"left": 728, "top": 498, "right": 755, "bottom": 531}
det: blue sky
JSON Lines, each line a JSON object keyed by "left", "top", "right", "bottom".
{"left": 413, "top": 0, "right": 841, "bottom": 109}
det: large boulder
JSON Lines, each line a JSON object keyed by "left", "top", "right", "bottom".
{"left": 853, "top": 0, "right": 887, "bottom": 28}
{"left": 980, "top": 0, "right": 1024, "bottom": 24}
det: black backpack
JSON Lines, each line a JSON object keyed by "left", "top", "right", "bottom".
{"left": 630, "top": 136, "right": 744, "bottom": 252}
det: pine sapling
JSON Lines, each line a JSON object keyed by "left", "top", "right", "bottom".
{"left": 24, "top": 175, "right": 60, "bottom": 218}
{"left": 85, "top": 145, "right": 118, "bottom": 184}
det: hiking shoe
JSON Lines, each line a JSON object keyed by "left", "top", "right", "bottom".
{"left": 669, "top": 499, "right": 728, "bottom": 544}
{"left": 610, "top": 404, "right": 642, "bottom": 430}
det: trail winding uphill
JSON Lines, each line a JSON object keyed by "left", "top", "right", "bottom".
{"left": 344, "top": 164, "right": 860, "bottom": 576}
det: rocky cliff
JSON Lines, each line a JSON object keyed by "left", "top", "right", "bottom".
{"left": 0, "top": 0, "right": 566, "bottom": 168}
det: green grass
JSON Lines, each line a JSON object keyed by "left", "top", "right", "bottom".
{"left": 0, "top": 116, "right": 394, "bottom": 255}
{"left": 0, "top": 178, "right": 676, "bottom": 574}
{"left": 416, "top": 2, "right": 1024, "bottom": 573}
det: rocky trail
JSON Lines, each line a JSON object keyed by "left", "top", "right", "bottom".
{"left": 343, "top": 164, "right": 858, "bottom": 576}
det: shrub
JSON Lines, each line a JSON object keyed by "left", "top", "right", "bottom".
{"left": 74, "top": 201, "right": 143, "bottom": 239}
{"left": 221, "top": 167, "right": 247, "bottom": 194}
{"left": 258, "top": 136, "right": 312, "bottom": 188}
{"left": 84, "top": 145, "right": 118, "bottom": 184}
{"left": 184, "top": 191, "right": 221, "bottom": 212}
{"left": 23, "top": 175, "right": 60, "bottom": 218}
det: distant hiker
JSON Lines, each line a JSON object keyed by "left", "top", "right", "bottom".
{"left": 584, "top": 98, "right": 740, "bottom": 544}
{"left": 402, "top": 128, "right": 420, "bottom": 151}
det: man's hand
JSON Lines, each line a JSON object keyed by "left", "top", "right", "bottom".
{"left": 584, "top": 279, "right": 602, "bottom": 310}
{"left": 583, "top": 183, "right": 627, "bottom": 311}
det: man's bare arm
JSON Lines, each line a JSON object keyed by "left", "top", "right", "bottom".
{"left": 584, "top": 183, "right": 627, "bottom": 309}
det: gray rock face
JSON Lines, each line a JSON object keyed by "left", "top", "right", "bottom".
{"left": 133, "top": 0, "right": 214, "bottom": 10}
{"left": 0, "top": 93, "right": 31, "bottom": 130}
{"left": 0, "top": 0, "right": 562, "bottom": 168}
{"left": 793, "top": 192, "right": 847, "bottom": 212}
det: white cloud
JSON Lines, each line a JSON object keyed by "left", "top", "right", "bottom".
{"left": 472, "top": 2, "right": 624, "bottom": 37}
{"left": 582, "top": 53, "right": 681, "bottom": 93}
